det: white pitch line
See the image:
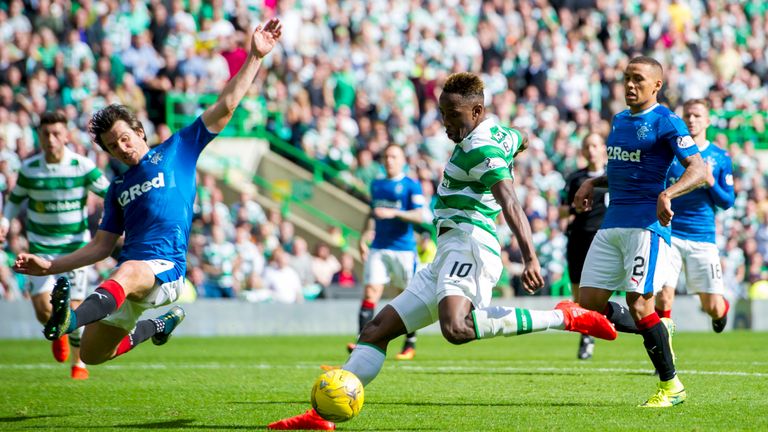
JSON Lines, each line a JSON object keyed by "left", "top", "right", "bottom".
{"left": 0, "top": 362, "right": 766, "bottom": 378}
{"left": 394, "top": 364, "right": 768, "bottom": 377}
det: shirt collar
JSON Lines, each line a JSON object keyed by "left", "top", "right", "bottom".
{"left": 629, "top": 103, "right": 659, "bottom": 116}
{"left": 461, "top": 118, "right": 494, "bottom": 148}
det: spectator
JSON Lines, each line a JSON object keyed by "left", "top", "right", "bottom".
{"left": 202, "top": 225, "right": 239, "bottom": 298}
{"left": 331, "top": 252, "right": 357, "bottom": 289}
{"left": 312, "top": 242, "right": 341, "bottom": 293}
{"left": 262, "top": 248, "right": 304, "bottom": 303}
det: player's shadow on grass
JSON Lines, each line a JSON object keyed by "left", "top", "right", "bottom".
{"left": 0, "top": 415, "right": 65, "bottom": 423}
{"left": 115, "top": 419, "right": 255, "bottom": 430}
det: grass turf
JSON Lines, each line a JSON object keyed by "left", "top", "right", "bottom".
{"left": 0, "top": 332, "right": 766, "bottom": 431}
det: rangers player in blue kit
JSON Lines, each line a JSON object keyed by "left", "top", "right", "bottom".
{"left": 657, "top": 98, "right": 734, "bottom": 332}
{"left": 349, "top": 144, "right": 425, "bottom": 359}
{"left": 574, "top": 57, "right": 707, "bottom": 407}
{"left": 14, "top": 19, "right": 282, "bottom": 365}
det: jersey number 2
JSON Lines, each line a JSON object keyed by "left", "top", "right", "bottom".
{"left": 632, "top": 256, "right": 645, "bottom": 277}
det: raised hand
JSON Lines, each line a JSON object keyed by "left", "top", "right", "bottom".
{"left": 250, "top": 18, "right": 282, "bottom": 59}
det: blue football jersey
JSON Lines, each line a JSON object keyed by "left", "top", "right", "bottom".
{"left": 667, "top": 143, "right": 735, "bottom": 243}
{"left": 602, "top": 104, "right": 699, "bottom": 243}
{"left": 370, "top": 175, "right": 424, "bottom": 251}
{"left": 99, "top": 117, "right": 217, "bottom": 283}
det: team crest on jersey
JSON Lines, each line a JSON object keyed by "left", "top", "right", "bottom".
{"left": 677, "top": 136, "right": 695, "bottom": 149}
{"left": 150, "top": 152, "right": 163, "bottom": 165}
{"left": 395, "top": 183, "right": 403, "bottom": 194}
{"left": 636, "top": 122, "right": 652, "bottom": 141}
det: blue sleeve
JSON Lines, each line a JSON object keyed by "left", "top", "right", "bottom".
{"left": 661, "top": 114, "right": 699, "bottom": 161}
{"left": 176, "top": 116, "right": 218, "bottom": 165}
{"left": 708, "top": 152, "right": 735, "bottom": 210}
{"left": 407, "top": 179, "right": 424, "bottom": 210}
{"left": 369, "top": 181, "right": 377, "bottom": 209}
{"left": 98, "top": 184, "right": 125, "bottom": 235}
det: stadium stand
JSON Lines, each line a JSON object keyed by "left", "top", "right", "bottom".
{"left": 0, "top": 0, "right": 766, "bottom": 305}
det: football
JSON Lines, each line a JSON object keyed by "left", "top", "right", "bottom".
{"left": 310, "top": 369, "right": 365, "bottom": 422}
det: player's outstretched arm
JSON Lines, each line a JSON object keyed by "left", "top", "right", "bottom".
{"left": 13, "top": 230, "right": 120, "bottom": 276}
{"left": 201, "top": 18, "right": 282, "bottom": 133}
{"left": 657, "top": 153, "right": 707, "bottom": 226}
{"left": 491, "top": 179, "right": 545, "bottom": 293}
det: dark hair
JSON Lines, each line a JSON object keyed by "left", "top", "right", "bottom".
{"left": 383, "top": 143, "right": 405, "bottom": 155}
{"left": 88, "top": 104, "right": 146, "bottom": 151}
{"left": 683, "top": 98, "right": 710, "bottom": 111}
{"left": 628, "top": 56, "right": 663, "bottom": 75}
{"left": 442, "top": 72, "right": 485, "bottom": 101}
{"left": 39, "top": 111, "right": 67, "bottom": 127}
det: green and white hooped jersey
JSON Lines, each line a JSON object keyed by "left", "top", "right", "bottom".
{"left": 5, "top": 148, "right": 109, "bottom": 254}
{"left": 434, "top": 118, "right": 523, "bottom": 256}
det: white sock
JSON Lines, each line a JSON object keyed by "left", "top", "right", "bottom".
{"left": 472, "top": 307, "right": 566, "bottom": 339}
{"left": 342, "top": 343, "right": 385, "bottom": 386}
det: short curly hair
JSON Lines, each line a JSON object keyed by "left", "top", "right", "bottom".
{"left": 442, "top": 72, "right": 484, "bottom": 101}
{"left": 88, "top": 104, "right": 146, "bottom": 151}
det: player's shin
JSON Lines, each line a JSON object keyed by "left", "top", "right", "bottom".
{"left": 637, "top": 313, "right": 676, "bottom": 381}
{"left": 342, "top": 344, "right": 385, "bottom": 386}
{"left": 604, "top": 301, "right": 640, "bottom": 333}
{"left": 114, "top": 319, "right": 158, "bottom": 358}
{"left": 73, "top": 280, "right": 126, "bottom": 329}
{"left": 472, "top": 307, "right": 565, "bottom": 338}
{"left": 69, "top": 327, "right": 85, "bottom": 366}
{"left": 358, "top": 300, "right": 376, "bottom": 332}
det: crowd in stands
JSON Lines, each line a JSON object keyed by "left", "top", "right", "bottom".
{"left": 1, "top": 0, "right": 767, "bottom": 304}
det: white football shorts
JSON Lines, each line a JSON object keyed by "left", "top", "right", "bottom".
{"left": 663, "top": 236, "right": 724, "bottom": 295}
{"left": 101, "top": 259, "right": 184, "bottom": 331}
{"left": 389, "top": 228, "right": 502, "bottom": 333}
{"left": 363, "top": 248, "right": 417, "bottom": 289}
{"left": 580, "top": 228, "right": 670, "bottom": 295}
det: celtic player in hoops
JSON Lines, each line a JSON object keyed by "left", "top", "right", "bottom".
{"left": 268, "top": 73, "right": 617, "bottom": 430}
{"left": 14, "top": 19, "right": 282, "bottom": 366}
{"left": 1, "top": 111, "right": 109, "bottom": 379}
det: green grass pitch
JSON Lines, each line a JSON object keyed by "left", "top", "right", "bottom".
{"left": 1, "top": 332, "right": 766, "bottom": 431}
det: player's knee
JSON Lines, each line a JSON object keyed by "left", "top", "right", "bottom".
{"left": 440, "top": 321, "right": 473, "bottom": 345}
{"left": 358, "top": 316, "right": 387, "bottom": 345}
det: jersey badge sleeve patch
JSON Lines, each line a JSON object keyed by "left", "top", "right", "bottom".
{"left": 677, "top": 136, "right": 695, "bottom": 149}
